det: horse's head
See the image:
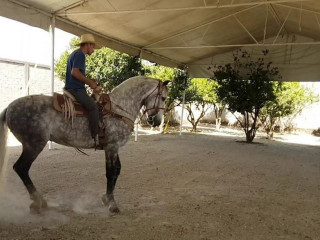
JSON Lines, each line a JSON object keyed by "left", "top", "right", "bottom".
{"left": 143, "top": 80, "right": 170, "bottom": 127}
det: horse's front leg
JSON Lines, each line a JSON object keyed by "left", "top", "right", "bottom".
{"left": 101, "top": 150, "right": 121, "bottom": 213}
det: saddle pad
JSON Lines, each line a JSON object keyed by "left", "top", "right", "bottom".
{"left": 53, "top": 92, "right": 88, "bottom": 117}
{"left": 52, "top": 92, "right": 134, "bottom": 129}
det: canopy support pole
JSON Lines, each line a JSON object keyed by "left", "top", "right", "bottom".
{"left": 179, "top": 90, "right": 186, "bottom": 136}
{"left": 49, "top": 15, "right": 55, "bottom": 150}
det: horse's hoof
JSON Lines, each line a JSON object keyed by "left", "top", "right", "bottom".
{"left": 101, "top": 194, "right": 108, "bottom": 206}
{"left": 29, "top": 198, "right": 48, "bottom": 213}
{"left": 109, "top": 204, "right": 120, "bottom": 213}
{"left": 102, "top": 194, "right": 120, "bottom": 213}
{"left": 41, "top": 198, "right": 48, "bottom": 209}
{"left": 30, "top": 201, "right": 41, "bottom": 214}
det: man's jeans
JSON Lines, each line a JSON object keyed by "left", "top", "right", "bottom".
{"left": 67, "top": 88, "right": 99, "bottom": 138}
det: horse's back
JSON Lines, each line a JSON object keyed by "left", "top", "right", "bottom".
{"left": 7, "top": 95, "right": 53, "bottom": 120}
{"left": 8, "top": 94, "right": 52, "bottom": 108}
{"left": 6, "top": 95, "right": 55, "bottom": 145}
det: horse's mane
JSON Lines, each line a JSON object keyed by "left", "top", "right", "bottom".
{"left": 111, "top": 76, "right": 159, "bottom": 96}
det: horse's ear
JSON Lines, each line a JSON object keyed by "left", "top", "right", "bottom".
{"left": 163, "top": 80, "right": 171, "bottom": 86}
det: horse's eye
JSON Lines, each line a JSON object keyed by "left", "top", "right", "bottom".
{"left": 161, "top": 97, "right": 166, "bottom": 101}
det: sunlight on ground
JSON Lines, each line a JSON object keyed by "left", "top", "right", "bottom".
{"left": 183, "top": 125, "right": 320, "bottom": 147}
{"left": 7, "top": 132, "right": 21, "bottom": 147}
{"left": 6, "top": 128, "right": 162, "bottom": 147}
{"left": 273, "top": 133, "right": 320, "bottom": 147}
{"left": 6, "top": 126, "right": 320, "bottom": 147}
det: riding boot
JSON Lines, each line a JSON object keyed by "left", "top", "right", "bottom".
{"left": 94, "top": 134, "right": 99, "bottom": 151}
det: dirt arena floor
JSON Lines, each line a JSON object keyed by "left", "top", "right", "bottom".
{"left": 0, "top": 127, "right": 319, "bottom": 240}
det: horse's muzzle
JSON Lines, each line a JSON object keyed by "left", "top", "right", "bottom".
{"left": 147, "top": 115, "right": 161, "bottom": 127}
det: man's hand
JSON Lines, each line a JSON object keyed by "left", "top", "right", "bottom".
{"left": 71, "top": 68, "right": 98, "bottom": 89}
{"left": 93, "top": 86, "right": 103, "bottom": 94}
{"left": 89, "top": 81, "right": 98, "bottom": 90}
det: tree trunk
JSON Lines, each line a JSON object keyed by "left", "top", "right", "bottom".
{"left": 192, "top": 124, "right": 197, "bottom": 132}
{"left": 245, "top": 129, "right": 256, "bottom": 143}
{"left": 244, "top": 110, "right": 259, "bottom": 143}
{"left": 216, "top": 118, "right": 221, "bottom": 130}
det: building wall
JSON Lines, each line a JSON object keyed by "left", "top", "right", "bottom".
{"left": 0, "top": 58, "right": 65, "bottom": 111}
{"left": 175, "top": 83, "right": 320, "bottom": 131}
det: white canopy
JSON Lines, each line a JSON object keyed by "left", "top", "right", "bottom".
{"left": 1, "top": 0, "right": 320, "bottom": 81}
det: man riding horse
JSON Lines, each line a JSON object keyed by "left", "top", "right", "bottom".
{"left": 64, "top": 33, "right": 102, "bottom": 147}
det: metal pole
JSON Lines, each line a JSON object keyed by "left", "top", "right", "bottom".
{"left": 24, "top": 63, "right": 30, "bottom": 96}
{"left": 134, "top": 119, "right": 139, "bottom": 142}
{"left": 49, "top": 15, "right": 55, "bottom": 150}
{"left": 179, "top": 90, "right": 186, "bottom": 136}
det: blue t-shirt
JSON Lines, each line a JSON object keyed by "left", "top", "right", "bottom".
{"left": 65, "top": 49, "right": 86, "bottom": 90}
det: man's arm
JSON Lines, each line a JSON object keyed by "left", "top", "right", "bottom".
{"left": 71, "top": 68, "right": 97, "bottom": 90}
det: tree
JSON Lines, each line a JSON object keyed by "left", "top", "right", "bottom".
{"left": 54, "top": 37, "right": 144, "bottom": 91}
{"left": 144, "top": 63, "right": 175, "bottom": 81}
{"left": 162, "top": 69, "right": 189, "bottom": 131}
{"left": 86, "top": 49, "right": 143, "bottom": 91}
{"left": 260, "top": 82, "right": 319, "bottom": 138}
{"left": 212, "top": 49, "right": 280, "bottom": 143}
{"left": 152, "top": 69, "right": 222, "bottom": 132}
{"left": 184, "top": 78, "right": 216, "bottom": 131}
{"left": 143, "top": 63, "right": 176, "bottom": 131}
{"left": 55, "top": 38, "right": 79, "bottom": 81}
{"left": 208, "top": 80, "right": 226, "bottom": 129}
{"left": 145, "top": 67, "right": 189, "bottom": 131}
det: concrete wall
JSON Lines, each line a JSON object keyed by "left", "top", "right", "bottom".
{"left": 0, "top": 58, "right": 65, "bottom": 111}
{"left": 175, "top": 83, "right": 320, "bottom": 131}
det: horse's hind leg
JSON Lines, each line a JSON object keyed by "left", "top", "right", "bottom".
{"left": 13, "top": 143, "right": 47, "bottom": 213}
{"left": 102, "top": 151, "right": 121, "bottom": 213}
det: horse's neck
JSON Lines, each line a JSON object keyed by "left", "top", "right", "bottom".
{"left": 109, "top": 94, "right": 140, "bottom": 121}
{"left": 109, "top": 79, "right": 154, "bottom": 121}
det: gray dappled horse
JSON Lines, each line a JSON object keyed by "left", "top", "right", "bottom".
{"left": 0, "top": 76, "right": 169, "bottom": 213}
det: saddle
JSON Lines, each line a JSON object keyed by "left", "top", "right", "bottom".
{"left": 52, "top": 89, "right": 134, "bottom": 129}
{"left": 53, "top": 90, "right": 111, "bottom": 118}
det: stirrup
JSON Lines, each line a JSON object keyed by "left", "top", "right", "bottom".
{"left": 94, "top": 135, "right": 99, "bottom": 151}
{"left": 94, "top": 135, "right": 104, "bottom": 151}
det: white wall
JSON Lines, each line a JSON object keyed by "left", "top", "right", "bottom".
{"left": 175, "top": 82, "right": 320, "bottom": 130}
{"left": 0, "top": 58, "right": 65, "bottom": 112}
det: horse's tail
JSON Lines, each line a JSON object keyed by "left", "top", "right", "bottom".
{"left": 0, "top": 108, "right": 8, "bottom": 180}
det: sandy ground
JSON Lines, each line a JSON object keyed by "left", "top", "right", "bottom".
{"left": 0, "top": 126, "right": 319, "bottom": 240}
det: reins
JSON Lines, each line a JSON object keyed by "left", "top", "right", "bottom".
{"left": 107, "top": 80, "right": 166, "bottom": 126}
{"left": 142, "top": 81, "right": 165, "bottom": 115}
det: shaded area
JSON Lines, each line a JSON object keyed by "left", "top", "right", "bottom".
{"left": 0, "top": 131, "right": 319, "bottom": 239}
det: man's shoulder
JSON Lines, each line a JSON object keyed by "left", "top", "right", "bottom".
{"left": 70, "top": 49, "right": 85, "bottom": 59}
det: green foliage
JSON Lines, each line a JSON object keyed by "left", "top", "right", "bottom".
{"left": 54, "top": 37, "right": 143, "bottom": 91}
{"left": 184, "top": 78, "right": 218, "bottom": 131}
{"left": 145, "top": 66, "right": 222, "bottom": 131}
{"left": 147, "top": 67, "right": 189, "bottom": 130}
{"left": 185, "top": 78, "right": 216, "bottom": 104}
{"left": 207, "top": 80, "right": 226, "bottom": 129}
{"left": 312, "top": 128, "right": 320, "bottom": 136}
{"left": 152, "top": 69, "right": 188, "bottom": 129}
{"left": 212, "top": 49, "right": 281, "bottom": 142}
{"left": 145, "top": 67, "right": 219, "bottom": 131}
{"left": 86, "top": 48, "right": 143, "bottom": 91}
{"left": 169, "top": 69, "right": 189, "bottom": 104}
{"left": 144, "top": 63, "right": 175, "bottom": 81}
{"left": 55, "top": 51, "right": 69, "bottom": 81}
{"left": 214, "top": 50, "right": 277, "bottom": 114}
{"left": 55, "top": 37, "right": 80, "bottom": 81}
{"left": 260, "top": 82, "right": 319, "bottom": 138}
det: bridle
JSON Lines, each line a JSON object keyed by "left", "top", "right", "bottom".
{"left": 142, "top": 81, "right": 166, "bottom": 118}
{"left": 94, "top": 80, "right": 167, "bottom": 127}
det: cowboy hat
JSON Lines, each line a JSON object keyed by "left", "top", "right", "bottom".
{"left": 76, "top": 33, "right": 96, "bottom": 46}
